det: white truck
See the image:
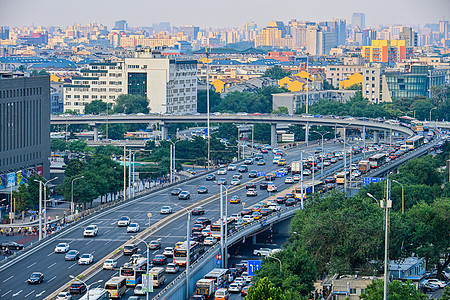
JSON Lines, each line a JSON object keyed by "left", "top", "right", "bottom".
{"left": 195, "top": 278, "right": 215, "bottom": 299}
{"left": 291, "top": 161, "right": 302, "bottom": 174}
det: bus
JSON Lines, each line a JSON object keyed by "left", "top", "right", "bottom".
{"left": 336, "top": 171, "right": 349, "bottom": 185}
{"left": 411, "top": 120, "right": 427, "bottom": 133}
{"left": 204, "top": 268, "right": 231, "bottom": 290}
{"left": 119, "top": 257, "right": 147, "bottom": 286}
{"left": 294, "top": 181, "right": 323, "bottom": 199}
{"left": 358, "top": 160, "right": 371, "bottom": 174}
{"left": 79, "top": 288, "right": 109, "bottom": 300}
{"left": 405, "top": 136, "right": 425, "bottom": 150}
{"left": 148, "top": 267, "right": 166, "bottom": 288}
{"left": 173, "top": 241, "right": 205, "bottom": 266}
{"left": 369, "top": 153, "right": 387, "bottom": 169}
{"left": 399, "top": 116, "right": 416, "bottom": 127}
{"left": 211, "top": 218, "right": 236, "bottom": 239}
{"left": 104, "top": 277, "right": 127, "bottom": 299}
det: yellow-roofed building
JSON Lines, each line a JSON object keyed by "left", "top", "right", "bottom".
{"left": 211, "top": 78, "right": 243, "bottom": 93}
{"left": 339, "top": 73, "right": 363, "bottom": 90}
{"left": 278, "top": 76, "right": 307, "bottom": 92}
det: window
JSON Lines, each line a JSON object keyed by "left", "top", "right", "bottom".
{"left": 349, "top": 288, "right": 356, "bottom": 295}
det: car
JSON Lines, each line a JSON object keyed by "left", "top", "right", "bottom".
{"left": 165, "top": 263, "right": 180, "bottom": 274}
{"left": 192, "top": 207, "right": 205, "bottom": 215}
{"left": 160, "top": 206, "right": 173, "bottom": 214}
{"left": 230, "top": 178, "right": 241, "bottom": 186}
{"left": 230, "top": 196, "right": 241, "bottom": 204}
{"left": 242, "top": 215, "right": 254, "bottom": 223}
{"left": 253, "top": 248, "right": 275, "bottom": 256}
{"left": 127, "top": 223, "right": 140, "bottom": 233}
{"left": 261, "top": 148, "right": 269, "bottom": 153}
{"left": 268, "top": 204, "right": 282, "bottom": 211}
{"left": 285, "top": 177, "right": 294, "bottom": 184}
{"left": 103, "top": 259, "right": 117, "bottom": 270}
{"left": 251, "top": 211, "right": 262, "bottom": 220}
{"left": 54, "top": 243, "right": 70, "bottom": 253}
{"left": 302, "top": 169, "right": 311, "bottom": 176}
{"left": 149, "top": 240, "right": 161, "bottom": 250}
{"left": 241, "top": 286, "right": 249, "bottom": 296}
{"left": 244, "top": 158, "right": 253, "bottom": 165}
{"left": 260, "top": 182, "right": 268, "bottom": 190}
{"left": 201, "top": 227, "right": 211, "bottom": 236}
{"left": 206, "top": 174, "right": 216, "bottom": 181}
{"left": 56, "top": 291, "right": 72, "bottom": 300}
{"left": 238, "top": 165, "right": 248, "bottom": 173}
{"left": 232, "top": 173, "right": 242, "bottom": 180}
{"left": 265, "top": 173, "right": 275, "bottom": 181}
{"left": 325, "top": 177, "right": 335, "bottom": 183}
{"left": 128, "top": 297, "right": 140, "bottom": 300}
{"left": 217, "top": 168, "right": 227, "bottom": 175}
{"left": 28, "top": 272, "right": 44, "bottom": 284}
{"left": 252, "top": 204, "right": 262, "bottom": 212}
{"left": 249, "top": 170, "right": 258, "bottom": 178}
{"left": 246, "top": 189, "right": 257, "bottom": 196}
{"left": 257, "top": 159, "right": 266, "bottom": 165}
{"left": 78, "top": 253, "right": 94, "bottom": 265}
{"left": 192, "top": 223, "right": 204, "bottom": 232}
{"left": 186, "top": 169, "right": 196, "bottom": 175}
{"left": 198, "top": 186, "right": 208, "bottom": 194}
{"left": 285, "top": 198, "right": 295, "bottom": 206}
{"left": 83, "top": 225, "right": 98, "bottom": 237}
{"left": 161, "top": 247, "right": 173, "bottom": 258}
{"left": 0, "top": 241, "right": 24, "bottom": 251}
{"left": 293, "top": 174, "right": 301, "bottom": 181}
{"left": 228, "top": 282, "right": 242, "bottom": 293}
{"left": 134, "top": 284, "right": 145, "bottom": 295}
{"left": 240, "top": 208, "right": 252, "bottom": 216}
{"left": 117, "top": 216, "right": 131, "bottom": 227}
{"left": 246, "top": 182, "right": 256, "bottom": 189}
{"left": 422, "top": 282, "right": 440, "bottom": 292}
{"left": 69, "top": 281, "right": 87, "bottom": 294}
{"left": 285, "top": 193, "right": 294, "bottom": 198}
{"left": 178, "top": 191, "right": 191, "bottom": 200}
{"left": 260, "top": 208, "right": 272, "bottom": 216}
{"left": 228, "top": 164, "right": 237, "bottom": 171}
{"left": 123, "top": 244, "right": 138, "bottom": 255}
{"left": 234, "top": 277, "right": 245, "bottom": 287}
{"left": 204, "top": 236, "right": 218, "bottom": 246}
{"left": 267, "top": 184, "right": 277, "bottom": 192}
{"left": 65, "top": 250, "right": 80, "bottom": 261}
{"left": 153, "top": 254, "right": 167, "bottom": 265}
{"left": 191, "top": 232, "right": 205, "bottom": 242}
{"left": 217, "top": 178, "right": 227, "bottom": 185}
{"left": 426, "top": 279, "right": 447, "bottom": 288}
{"left": 195, "top": 217, "right": 211, "bottom": 227}
{"left": 278, "top": 159, "right": 287, "bottom": 166}
{"left": 171, "top": 188, "right": 182, "bottom": 195}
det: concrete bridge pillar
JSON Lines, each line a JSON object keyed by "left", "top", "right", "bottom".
{"left": 161, "top": 123, "right": 169, "bottom": 140}
{"left": 271, "top": 123, "right": 277, "bottom": 148}
{"left": 93, "top": 125, "right": 99, "bottom": 142}
{"left": 252, "top": 235, "right": 257, "bottom": 245}
{"left": 305, "top": 122, "right": 309, "bottom": 147}
{"left": 374, "top": 130, "right": 379, "bottom": 144}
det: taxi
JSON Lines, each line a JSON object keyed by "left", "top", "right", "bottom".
{"left": 277, "top": 158, "right": 287, "bottom": 166}
{"left": 230, "top": 196, "right": 241, "bottom": 204}
{"left": 257, "top": 159, "right": 266, "bottom": 165}
{"left": 252, "top": 204, "right": 262, "bottom": 212}
{"left": 251, "top": 211, "right": 262, "bottom": 220}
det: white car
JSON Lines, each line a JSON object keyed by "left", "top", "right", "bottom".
{"left": 78, "top": 253, "right": 94, "bottom": 265}
{"left": 103, "top": 259, "right": 117, "bottom": 270}
{"left": 253, "top": 248, "right": 275, "bottom": 256}
{"left": 134, "top": 284, "right": 145, "bottom": 295}
{"left": 285, "top": 177, "right": 294, "bottom": 184}
{"left": 201, "top": 228, "right": 211, "bottom": 236}
{"left": 127, "top": 223, "right": 140, "bottom": 233}
{"left": 165, "top": 263, "right": 180, "bottom": 274}
{"left": 267, "top": 184, "right": 277, "bottom": 192}
{"left": 246, "top": 189, "right": 257, "bottom": 196}
{"left": 117, "top": 216, "right": 131, "bottom": 227}
{"left": 54, "top": 243, "right": 70, "bottom": 253}
{"left": 232, "top": 173, "right": 242, "bottom": 179}
{"left": 83, "top": 225, "right": 98, "bottom": 237}
{"left": 242, "top": 215, "right": 254, "bottom": 223}
{"left": 234, "top": 277, "right": 245, "bottom": 287}
{"left": 160, "top": 206, "right": 173, "bottom": 214}
{"left": 228, "top": 282, "right": 242, "bottom": 293}
{"left": 302, "top": 169, "right": 311, "bottom": 176}
{"left": 163, "top": 247, "right": 174, "bottom": 257}
{"left": 204, "top": 237, "right": 218, "bottom": 246}
{"left": 217, "top": 168, "right": 227, "bottom": 175}
{"left": 293, "top": 174, "right": 301, "bottom": 181}
{"left": 352, "top": 170, "right": 361, "bottom": 177}
{"left": 426, "top": 279, "right": 447, "bottom": 288}
{"left": 230, "top": 179, "right": 240, "bottom": 186}
{"left": 56, "top": 292, "right": 72, "bottom": 300}
{"left": 230, "top": 213, "right": 241, "bottom": 221}
{"left": 268, "top": 204, "right": 282, "bottom": 211}
{"left": 228, "top": 164, "right": 237, "bottom": 171}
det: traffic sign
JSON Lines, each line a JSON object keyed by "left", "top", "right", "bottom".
{"left": 257, "top": 171, "right": 266, "bottom": 177}
{"left": 216, "top": 254, "right": 222, "bottom": 260}
{"left": 362, "top": 177, "right": 385, "bottom": 187}
{"left": 247, "top": 260, "right": 262, "bottom": 276}
{"left": 142, "top": 274, "right": 154, "bottom": 293}
{"left": 147, "top": 213, "right": 152, "bottom": 218}
{"left": 275, "top": 172, "right": 285, "bottom": 177}
{"left": 216, "top": 259, "right": 221, "bottom": 265}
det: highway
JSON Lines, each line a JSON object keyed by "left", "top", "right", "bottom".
{"left": 0, "top": 141, "right": 365, "bottom": 299}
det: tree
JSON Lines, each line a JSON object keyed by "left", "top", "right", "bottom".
{"left": 64, "top": 159, "right": 87, "bottom": 178}
{"left": 50, "top": 139, "right": 67, "bottom": 152}
{"left": 245, "top": 277, "right": 286, "bottom": 300}
{"left": 264, "top": 66, "right": 291, "bottom": 80}
{"left": 13, "top": 175, "right": 49, "bottom": 211}
{"left": 253, "top": 123, "right": 271, "bottom": 144}
{"left": 345, "top": 83, "right": 362, "bottom": 90}
{"left": 31, "top": 69, "right": 50, "bottom": 76}
{"left": 67, "top": 140, "right": 88, "bottom": 153}
{"left": 272, "top": 106, "right": 289, "bottom": 114}
{"left": 84, "top": 100, "right": 112, "bottom": 115}
{"left": 99, "top": 123, "right": 127, "bottom": 140}
{"left": 113, "top": 94, "right": 149, "bottom": 114}
{"left": 398, "top": 155, "right": 442, "bottom": 186}
{"left": 360, "top": 280, "right": 427, "bottom": 300}
{"left": 196, "top": 90, "right": 222, "bottom": 113}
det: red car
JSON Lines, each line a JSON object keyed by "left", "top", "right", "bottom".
{"left": 261, "top": 148, "right": 269, "bottom": 153}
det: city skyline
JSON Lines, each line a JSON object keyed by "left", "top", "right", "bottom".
{"left": 0, "top": 0, "right": 448, "bottom": 29}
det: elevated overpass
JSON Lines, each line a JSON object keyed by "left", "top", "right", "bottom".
{"left": 51, "top": 114, "right": 415, "bottom": 146}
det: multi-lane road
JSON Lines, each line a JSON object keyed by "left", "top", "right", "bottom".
{"left": 0, "top": 141, "right": 369, "bottom": 299}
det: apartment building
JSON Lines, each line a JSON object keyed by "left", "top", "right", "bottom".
{"left": 325, "top": 65, "right": 364, "bottom": 88}
{"left": 64, "top": 48, "right": 198, "bottom": 114}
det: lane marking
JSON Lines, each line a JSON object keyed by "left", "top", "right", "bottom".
{"left": 24, "top": 290, "right": 34, "bottom": 298}
{"left": 48, "top": 276, "right": 57, "bottom": 283}
{"left": 104, "top": 240, "right": 111, "bottom": 245}
{"left": 3, "top": 276, "right": 13, "bottom": 282}
{"left": 152, "top": 250, "right": 158, "bottom": 254}
{"left": 103, "top": 229, "right": 111, "bottom": 234}
{"left": 12, "top": 290, "right": 23, "bottom": 297}
{"left": 86, "top": 240, "right": 94, "bottom": 245}
{"left": 35, "top": 290, "right": 45, "bottom": 297}
{"left": 68, "top": 263, "right": 77, "bottom": 269}
{"left": 47, "top": 252, "right": 53, "bottom": 257}
{"left": 27, "top": 262, "right": 37, "bottom": 269}
{"left": 165, "top": 233, "right": 172, "bottom": 238}
{"left": 47, "top": 262, "right": 56, "bottom": 269}
{"left": 1, "top": 290, "right": 12, "bottom": 298}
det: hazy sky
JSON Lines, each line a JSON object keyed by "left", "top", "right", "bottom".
{"left": 0, "top": 0, "right": 448, "bottom": 29}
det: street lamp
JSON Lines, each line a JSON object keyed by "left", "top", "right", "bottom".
{"left": 169, "top": 139, "right": 184, "bottom": 184}
{"left": 267, "top": 255, "right": 282, "bottom": 273}
{"left": 33, "top": 179, "right": 43, "bottom": 241}
{"left": 71, "top": 176, "right": 84, "bottom": 216}
{"left": 312, "top": 130, "right": 330, "bottom": 178}
{"left": 69, "top": 276, "right": 103, "bottom": 300}
{"left": 429, "top": 107, "right": 437, "bottom": 123}
{"left": 392, "top": 180, "right": 404, "bottom": 214}
{"left": 206, "top": 46, "right": 211, "bottom": 172}
{"left": 218, "top": 183, "right": 230, "bottom": 268}
{"left": 43, "top": 177, "right": 58, "bottom": 238}
{"left": 172, "top": 203, "right": 191, "bottom": 299}
{"left": 132, "top": 236, "right": 150, "bottom": 300}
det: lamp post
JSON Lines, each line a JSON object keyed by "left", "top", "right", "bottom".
{"left": 43, "top": 177, "right": 58, "bottom": 238}
{"left": 132, "top": 236, "right": 150, "bottom": 300}
{"left": 69, "top": 276, "right": 102, "bottom": 300}
{"left": 267, "top": 255, "right": 282, "bottom": 273}
{"left": 34, "top": 179, "right": 43, "bottom": 241}
{"left": 430, "top": 107, "right": 437, "bottom": 123}
{"left": 392, "top": 180, "right": 404, "bottom": 214}
{"left": 312, "top": 130, "right": 330, "bottom": 178}
{"left": 219, "top": 184, "right": 230, "bottom": 268}
{"left": 71, "top": 176, "right": 84, "bottom": 216}
{"left": 206, "top": 46, "right": 211, "bottom": 171}
{"left": 173, "top": 203, "right": 191, "bottom": 299}
{"left": 169, "top": 139, "right": 184, "bottom": 184}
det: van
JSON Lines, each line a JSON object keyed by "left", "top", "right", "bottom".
{"left": 104, "top": 277, "right": 126, "bottom": 299}
{"left": 215, "top": 288, "right": 230, "bottom": 300}
{"left": 79, "top": 288, "right": 109, "bottom": 300}
{"left": 149, "top": 267, "right": 166, "bottom": 287}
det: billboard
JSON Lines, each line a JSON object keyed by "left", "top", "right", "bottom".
{"left": 36, "top": 165, "right": 43, "bottom": 176}
{"left": 0, "top": 175, "right": 5, "bottom": 190}
{"left": 16, "top": 170, "right": 26, "bottom": 185}
{"left": 7, "top": 173, "right": 15, "bottom": 187}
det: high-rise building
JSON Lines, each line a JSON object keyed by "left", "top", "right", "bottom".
{"left": 114, "top": 20, "right": 128, "bottom": 31}
{"left": 439, "top": 20, "right": 448, "bottom": 38}
{"left": 399, "top": 27, "right": 418, "bottom": 47}
{"left": 179, "top": 25, "right": 199, "bottom": 41}
{"left": 254, "top": 21, "right": 286, "bottom": 48}
{"left": 352, "top": 13, "right": 365, "bottom": 29}
{"left": 362, "top": 40, "right": 413, "bottom": 63}
{"left": 0, "top": 26, "right": 9, "bottom": 40}
{"left": 0, "top": 73, "right": 51, "bottom": 196}
{"left": 306, "top": 25, "right": 335, "bottom": 55}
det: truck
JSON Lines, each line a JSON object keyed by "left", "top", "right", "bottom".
{"left": 358, "top": 160, "right": 371, "bottom": 174}
{"left": 291, "top": 161, "right": 302, "bottom": 174}
{"left": 195, "top": 278, "right": 215, "bottom": 299}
